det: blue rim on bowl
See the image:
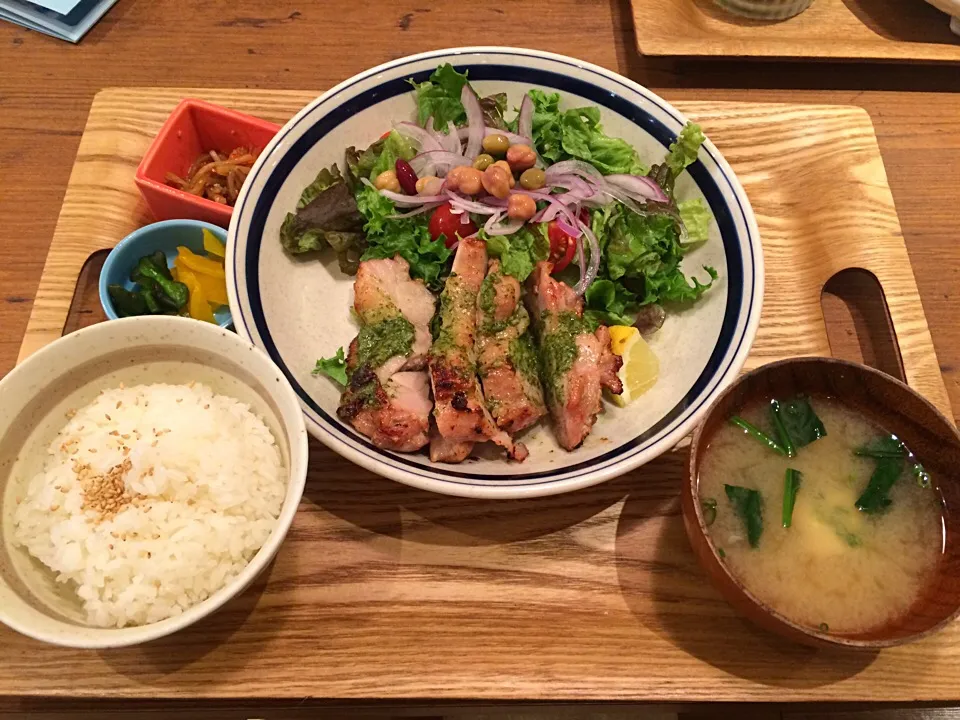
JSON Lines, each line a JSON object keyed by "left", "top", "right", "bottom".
{"left": 99, "top": 219, "right": 233, "bottom": 328}
{"left": 226, "top": 47, "right": 764, "bottom": 499}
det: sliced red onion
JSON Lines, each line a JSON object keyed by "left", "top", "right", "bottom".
{"left": 387, "top": 202, "right": 442, "bottom": 219}
{"left": 485, "top": 217, "right": 525, "bottom": 236}
{"left": 375, "top": 185, "right": 447, "bottom": 206}
{"left": 573, "top": 218, "right": 601, "bottom": 296}
{"left": 531, "top": 192, "right": 578, "bottom": 228}
{"left": 443, "top": 121, "right": 462, "bottom": 155}
{"left": 596, "top": 185, "right": 646, "bottom": 215}
{"left": 555, "top": 216, "right": 580, "bottom": 238}
{"left": 461, "top": 86, "right": 485, "bottom": 160}
{"left": 445, "top": 190, "right": 501, "bottom": 215}
{"left": 605, "top": 173, "right": 669, "bottom": 204}
{"left": 393, "top": 121, "right": 443, "bottom": 153}
{"left": 483, "top": 211, "right": 505, "bottom": 235}
{"left": 511, "top": 188, "right": 552, "bottom": 199}
{"left": 518, "top": 94, "right": 534, "bottom": 140}
{"left": 409, "top": 150, "right": 470, "bottom": 176}
{"left": 548, "top": 173, "right": 594, "bottom": 196}
{"left": 546, "top": 159, "right": 605, "bottom": 185}
{"left": 460, "top": 211, "right": 471, "bottom": 225}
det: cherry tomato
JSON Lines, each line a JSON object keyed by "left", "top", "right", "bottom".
{"left": 429, "top": 203, "right": 478, "bottom": 248}
{"left": 547, "top": 220, "right": 577, "bottom": 273}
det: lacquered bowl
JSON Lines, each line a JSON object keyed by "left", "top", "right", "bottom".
{"left": 683, "top": 357, "right": 960, "bottom": 649}
{"left": 226, "top": 46, "right": 763, "bottom": 499}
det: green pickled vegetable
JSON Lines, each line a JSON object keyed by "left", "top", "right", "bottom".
{"left": 107, "top": 285, "right": 148, "bottom": 317}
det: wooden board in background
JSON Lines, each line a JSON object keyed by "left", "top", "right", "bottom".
{"left": 631, "top": 0, "right": 960, "bottom": 61}
{"left": 3, "top": 89, "right": 955, "bottom": 703}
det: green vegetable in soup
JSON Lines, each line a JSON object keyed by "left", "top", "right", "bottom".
{"left": 856, "top": 434, "right": 931, "bottom": 490}
{"left": 701, "top": 498, "right": 718, "bottom": 527}
{"left": 725, "top": 484, "right": 763, "bottom": 548}
{"left": 775, "top": 396, "right": 827, "bottom": 450}
{"left": 856, "top": 456, "right": 905, "bottom": 514}
{"left": 769, "top": 400, "right": 797, "bottom": 458}
{"left": 782, "top": 468, "right": 802, "bottom": 528}
{"left": 728, "top": 416, "right": 787, "bottom": 456}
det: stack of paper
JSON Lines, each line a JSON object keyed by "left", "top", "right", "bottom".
{"left": 0, "top": 0, "right": 118, "bottom": 43}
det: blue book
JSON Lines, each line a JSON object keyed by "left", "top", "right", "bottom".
{"left": 0, "top": 0, "right": 118, "bottom": 43}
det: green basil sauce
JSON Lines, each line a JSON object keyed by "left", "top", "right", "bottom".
{"left": 508, "top": 334, "right": 540, "bottom": 387}
{"left": 539, "top": 311, "right": 591, "bottom": 402}
{"left": 355, "top": 315, "right": 414, "bottom": 371}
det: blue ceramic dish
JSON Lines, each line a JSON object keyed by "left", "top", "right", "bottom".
{"left": 99, "top": 219, "right": 232, "bottom": 328}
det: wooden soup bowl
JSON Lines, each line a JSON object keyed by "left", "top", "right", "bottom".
{"left": 683, "top": 357, "right": 960, "bottom": 649}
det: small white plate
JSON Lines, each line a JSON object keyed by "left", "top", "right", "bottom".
{"left": 227, "top": 47, "right": 763, "bottom": 499}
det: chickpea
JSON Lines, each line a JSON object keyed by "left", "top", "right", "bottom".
{"left": 482, "top": 133, "right": 510, "bottom": 157}
{"left": 519, "top": 167, "right": 546, "bottom": 191}
{"left": 506, "top": 144, "right": 537, "bottom": 173}
{"left": 473, "top": 153, "right": 495, "bottom": 171}
{"left": 493, "top": 160, "right": 515, "bottom": 188}
{"left": 374, "top": 170, "right": 401, "bottom": 193}
{"left": 507, "top": 193, "right": 537, "bottom": 222}
{"left": 456, "top": 166, "right": 483, "bottom": 195}
{"left": 415, "top": 176, "right": 443, "bottom": 195}
{"left": 481, "top": 165, "right": 512, "bottom": 199}
{"left": 444, "top": 166, "right": 466, "bottom": 192}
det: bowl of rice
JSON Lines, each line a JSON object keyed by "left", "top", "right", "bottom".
{"left": 0, "top": 316, "right": 308, "bottom": 648}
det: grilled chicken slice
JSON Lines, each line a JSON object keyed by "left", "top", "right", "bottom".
{"left": 428, "top": 431, "right": 474, "bottom": 464}
{"left": 526, "top": 261, "right": 623, "bottom": 451}
{"left": 339, "top": 368, "right": 431, "bottom": 452}
{"left": 337, "top": 257, "right": 435, "bottom": 452}
{"left": 429, "top": 237, "right": 526, "bottom": 462}
{"left": 352, "top": 256, "right": 435, "bottom": 381}
{"left": 476, "top": 260, "right": 546, "bottom": 434}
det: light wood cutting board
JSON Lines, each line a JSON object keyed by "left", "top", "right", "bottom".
{"left": 4, "top": 89, "right": 956, "bottom": 703}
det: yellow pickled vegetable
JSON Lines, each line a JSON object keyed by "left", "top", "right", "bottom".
{"left": 176, "top": 245, "right": 225, "bottom": 279}
{"left": 196, "top": 271, "right": 228, "bottom": 306}
{"left": 202, "top": 229, "right": 227, "bottom": 258}
{"left": 179, "top": 267, "right": 216, "bottom": 323}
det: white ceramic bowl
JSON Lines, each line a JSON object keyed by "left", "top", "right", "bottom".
{"left": 227, "top": 47, "right": 763, "bottom": 499}
{"left": 0, "top": 317, "right": 308, "bottom": 648}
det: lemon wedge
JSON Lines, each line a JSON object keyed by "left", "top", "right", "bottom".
{"left": 607, "top": 325, "right": 659, "bottom": 407}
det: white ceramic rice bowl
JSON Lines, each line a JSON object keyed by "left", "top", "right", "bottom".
{"left": 227, "top": 47, "right": 762, "bottom": 499}
{"left": 0, "top": 316, "right": 308, "bottom": 648}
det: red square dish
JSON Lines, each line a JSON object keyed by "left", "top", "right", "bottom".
{"left": 134, "top": 99, "right": 280, "bottom": 228}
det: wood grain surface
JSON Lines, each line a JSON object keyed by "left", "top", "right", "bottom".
{"left": 632, "top": 0, "right": 960, "bottom": 60}
{"left": 1, "top": 88, "right": 957, "bottom": 703}
{"left": 3, "top": 0, "right": 960, "bottom": 709}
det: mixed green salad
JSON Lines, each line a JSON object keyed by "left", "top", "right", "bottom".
{"left": 280, "top": 64, "right": 715, "bottom": 330}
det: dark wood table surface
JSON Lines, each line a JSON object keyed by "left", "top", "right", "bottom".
{"left": 2, "top": 0, "right": 960, "bottom": 713}
{"left": 3, "top": 0, "right": 960, "bottom": 414}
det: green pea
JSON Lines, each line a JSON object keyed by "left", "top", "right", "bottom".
{"left": 473, "top": 153, "right": 495, "bottom": 171}
{"left": 519, "top": 167, "right": 546, "bottom": 190}
{"left": 481, "top": 134, "right": 510, "bottom": 156}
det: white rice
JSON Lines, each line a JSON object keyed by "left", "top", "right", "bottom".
{"left": 12, "top": 383, "right": 285, "bottom": 628}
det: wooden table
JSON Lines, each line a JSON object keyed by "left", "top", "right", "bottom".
{"left": 3, "top": 0, "right": 960, "bottom": 712}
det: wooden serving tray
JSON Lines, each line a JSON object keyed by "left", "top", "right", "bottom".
{"left": 5, "top": 89, "right": 957, "bottom": 703}
{"left": 631, "top": 0, "right": 960, "bottom": 62}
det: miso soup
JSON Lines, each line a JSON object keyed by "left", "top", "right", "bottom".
{"left": 698, "top": 396, "right": 944, "bottom": 634}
